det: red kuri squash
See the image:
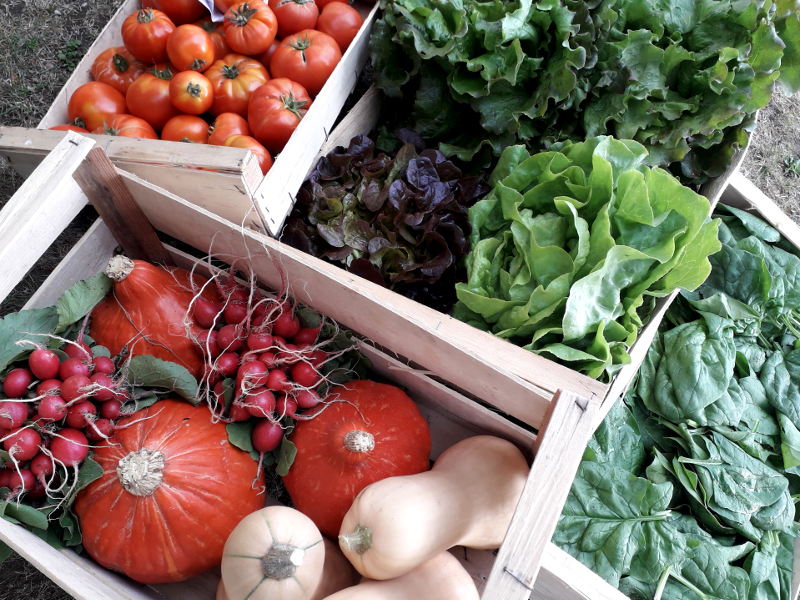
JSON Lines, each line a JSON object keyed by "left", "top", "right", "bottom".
{"left": 75, "top": 400, "right": 264, "bottom": 583}
{"left": 89, "top": 255, "right": 218, "bottom": 376}
{"left": 282, "top": 380, "right": 431, "bottom": 537}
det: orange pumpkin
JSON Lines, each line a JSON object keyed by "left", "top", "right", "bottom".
{"left": 75, "top": 400, "right": 264, "bottom": 583}
{"left": 89, "top": 256, "right": 218, "bottom": 377}
{"left": 282, "top": 380, "right": 431, "bottom": 536}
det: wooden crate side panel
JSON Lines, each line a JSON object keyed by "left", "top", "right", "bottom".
{"left": 253, "top": 4, "right": 380, "bottom": 236}
{"left": 0, "top": 134, "right": 95, "bottom": 303}
{"left": 38, "top": 0, "right": 137, "bottom": 128}
{"left": 534, "top": 545, "right": 630, "bottom": 600}
{"left": 119, "top": 169, "right": 580, "bottom": 429}
{"left": 314, "top": 85, "right": 381, "bottom": 160}
{"left": 724, "top": 172, "right": 800, "bottom": 249}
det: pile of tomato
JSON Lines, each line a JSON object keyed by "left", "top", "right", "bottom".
{"left": 54, "top": 0, "right": 368, "bottom": 175}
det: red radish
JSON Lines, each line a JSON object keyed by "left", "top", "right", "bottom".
{"left": 87, "top": 418, "right": 115, "bottom": 441}
{"left": 215, "top": 352, "right": 240, "bottom": 377}
{"left": 4, "top": 428, "right": 42, "bottom": 462}
{"left": 66, "top": 401, "right": 97, "bottom": 429}
{"left": 59, "top": 357, "right": 91, "bottom": 380}
{"left": 293, "top": 327, "right": 319, "bottom": 345}
{"left": 37, "top": 396, "right": 67, "bottom": 422}
{"left": 62, "top": 375, "right": 92, "bottom": 402}
{"left": 273, "top": 311, "right": 300, "bottom": 339}
{"left": 276, "top": 342, "right": 303, "bottom": 365}
{"left": 267, "top": 369, "right": 290, "bottom": 392}
{"left": 0, "top": 401, "right": 27, "bottom": 429}
{"left": 100, "top": 400, "right": 123, "bottom": 420}
{"left": 229, "top": 402, "right": 251, "bottom": 422}
{"left": 93, "top": 356, "right": 116, "bottom": 375}
{"left": 258, "top": 351, "right": 277, "bottom": 368}
{"left": 192, "top": 298, "right": 222, "bottom": 329}
{"left": 246, "top": 331, "right": 274, "bottom": 352}
{"left": 113, "top": 386, "right": 131, "bottom": 403}
{"left": 0, "top": 469, "right": 11, "bottom": 488}
{"left": 3, "top": 368, "right": 33, "bottom": 398}
{"left": 290, "top": 362, "right": 320, "bottom": 388}
{"left": 196, "top": 329, "right": 221, "bottom": 356}
{"left": 217, "top": 324, "right": 244, "bottom": 352}
{"left": 28, "top": 349, "right": 61, "bottom": 380}
{"left": 27, "top": 479, "right": 46, "bottom": 499}
{"left": 240, "top": 353, "right": 259, "bottom": 363}
{"left": 245, "top": 389, "right": 276, "bottom": 418}
{"left": 307, "top": 349, "right": 327, "bottom": 368}
{"left": 275, "top": 395, "right": 297, "bottom": 419}
{"left": 237, "top": 361, "right": 269, "bottom": 391}
{"left": 91, "top": 373, "right": 117, "bottom": 402}
{"left": 226, "top": 286, "right": 250, "bottom": 303}
{"left": 202, "top": 364, "right": 223, "bottom": 387}
{"left": 36, "top": 379, "right": 62, "bottom": 396}
{"left": 295, "top": 389, "right": 321, "bottom": 409}
{"left": 8, "top": 469, "right": 34, "bottom": 492}
{"left": 251, "top": 420, "right": 283, "bottom": 453}
{"left": 64, "top": 341, "right": 92, "bottom": 361}
{"left": 223, "top": 302, "right": 248, "bottom": 325}
{"left": 50, "top": 429, "right": 89, "bottom": 466}
{"left": 30, "top": 453, "right": 54, "bottom": 477}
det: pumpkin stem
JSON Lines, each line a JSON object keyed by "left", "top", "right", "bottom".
{"left": 343, "top": 430, "right": 374, "bottom": 453}
{"left": 105, "top": 255, "right": 135, "bottom": 282}
{"left": 339, "top": 524, "right": 372, "bottom": 555}
{"left": 262, "top": 543, "right": 305, "bottom": 579}
{"left": 117, "top": 448, "right": 165, "bottom": 496}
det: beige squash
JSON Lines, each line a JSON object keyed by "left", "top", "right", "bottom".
{"left": 311, "top": 539, "right": 360, "bottom": 599}
{"left": 338, "top": 435, "right": 529, "bottom": 580}
{"left": 322, "top": 551, "right": 479, "bottom": 600}
{"left": 216, "top": 580, "right": 229, "bottom": 600}
{"left": 221, "top": 506, "right": 326, "bottom": 600}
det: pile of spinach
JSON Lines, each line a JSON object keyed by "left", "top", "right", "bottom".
{"left": 372, "top": 0, "right": 800, "bottom": 186}
{"left": 555, "top": 206, "right": 800, "bottom": 599}
{"left": 453, "top": 136, "right": 719, "bottom": 380}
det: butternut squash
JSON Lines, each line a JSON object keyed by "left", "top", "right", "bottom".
{"left": 312, "top": 539, "right": 360, "bottom": 599}
{"left": 322, "top": 552, "right": 479, "bottom": 600}
{"left": 221, "top": 506, "right": 326, "bottom": 600}
{"left": 338, "top": 435, "right": 529, "bottom": 580}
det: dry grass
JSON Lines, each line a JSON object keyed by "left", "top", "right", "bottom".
{"left": 741, "top": 89, "right": 800, "bottom": 221}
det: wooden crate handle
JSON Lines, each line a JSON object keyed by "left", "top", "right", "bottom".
{"left": 72, "top": 144, "right": 170, "bottom": 265}
{"left": 482, "top": 390, "right": 598, "bottom": 599}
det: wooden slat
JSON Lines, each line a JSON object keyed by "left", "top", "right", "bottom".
{"left": 0, "top": 132, "right": 94, "bottom": 304}
{"left": 534, "top": 545, "right": 630, "bottom": 600}
{"left": 73, "top": 147, "right": 170, "bottom": 264}
{"left": 252, "top": 3, "right": 380, "bottom": 236}
{"left": 315, "top": 85, "right": 382, "bottom": 160}
{"left": 483, "top": 391, "right": 598, "bottom": 599}
{"left": 119, "top": 169, "right": 608, "bottom": 429}
{"left": 24, "top": 219, "right": 118, "bottom": 310}
{"left": 0, "top": 519, "right": 153, "bottom": 600}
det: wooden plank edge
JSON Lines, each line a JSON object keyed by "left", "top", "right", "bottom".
{"left": 534, "top": 544, "right": 629, "bottom": 600}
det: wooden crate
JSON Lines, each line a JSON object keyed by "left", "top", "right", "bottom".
{"left": 0, "top": 0, "right": 378, "bottom": 235}
{"left": 0, "top": 132, "right": 607, "bottom": 599}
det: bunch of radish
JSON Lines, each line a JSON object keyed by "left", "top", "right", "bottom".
{"left": 0, "top": 341, "right": 130, "bottom": 500}
{"left": 192, "top": 282, "right": 333, "bottom": 455}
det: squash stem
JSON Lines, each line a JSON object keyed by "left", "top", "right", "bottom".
{"left": 339, "top": 524, "right": 372, "bottom": 555}
{"left": 261, "top": 543, "right": 305, "bottom": 580}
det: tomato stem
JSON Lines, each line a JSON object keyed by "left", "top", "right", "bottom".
{"left": 228, "top": 3, "right": 259, "bottom": 27}
{"left": 112, "top": 53, "right": 130, "bottom": 74}
{"left": 281, "top": 92, "right": 310, "bottom": 119}
{"left": 190, "top": 58, "right": 208, "bottom": 72}
{"left": 137, "top": 8, "right": 156, "bottom": 23}
{"left": 221, "top": 64, "right": 241, "bottom": 79}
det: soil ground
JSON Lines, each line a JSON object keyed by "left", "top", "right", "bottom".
{"left": 0, "top": 2, "right": 799, "bottom": 599}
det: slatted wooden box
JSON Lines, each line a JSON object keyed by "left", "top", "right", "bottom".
{"left": 0, "top": 0, "right": 378, "bottom": 235}
{"left": 0, "top": 132, "right": 613, "bottom": 599}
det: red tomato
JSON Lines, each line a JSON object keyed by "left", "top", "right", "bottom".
{"left": 67, "top": 82, "right": 128, "bottom": 131}
{"left": 161, "top": 115, "right": 210, "bottom": 143}
{"left": 256, "top": 38, "right": 281, "bottom": 69}
{"left": 247, "top": 77, "right": 311, "bottom": 153}
{"left": 126, "top": 67, "right": 179, "bottom": 130}
{"left": 269, "top": 30, "right": 341, "bottom": 96}
{"left": 91, "top": 47, "right": 146, "bottom": 94}
{"left": 316, "top": 1, "right": 363, "bottom": 52}
{"left": 50, "top": 125, "right": 90, "bottom": 133}
{"left": 207, "top": 112, "right": 250, "bottom": 145}
{"left": 121, "top": 8, "right": 176, "bottom": 64}
{"left": 195, "top": 17, "right": 231, "bottom": 61}
{"left": 145, "top": 0, "right": 207, "bottom": 25}
{"left": 93, "top": 114, "right": 158, "bottom": 139}
{"left": 315, "top": 0, "right": 361, "bottom": 7}
{"left": 205, "top": 54, "right": 269, "bottom": 116}
{"left": 215, "top": 0, "right": 237, "bottom": 13}
{"left": 169, "top": 71, "right": 215, "bottom": 114}
{"left": 167, "top": 24, "right": 215, "bottom": 72}
{"left": 223, "top": 1, "right": 278, "bottom": 55}
{"left": 268, "top": 0, "right": 318, "bottom": 38}
{"left": 224, "top": 134, "right": 273, "bottom": 174}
